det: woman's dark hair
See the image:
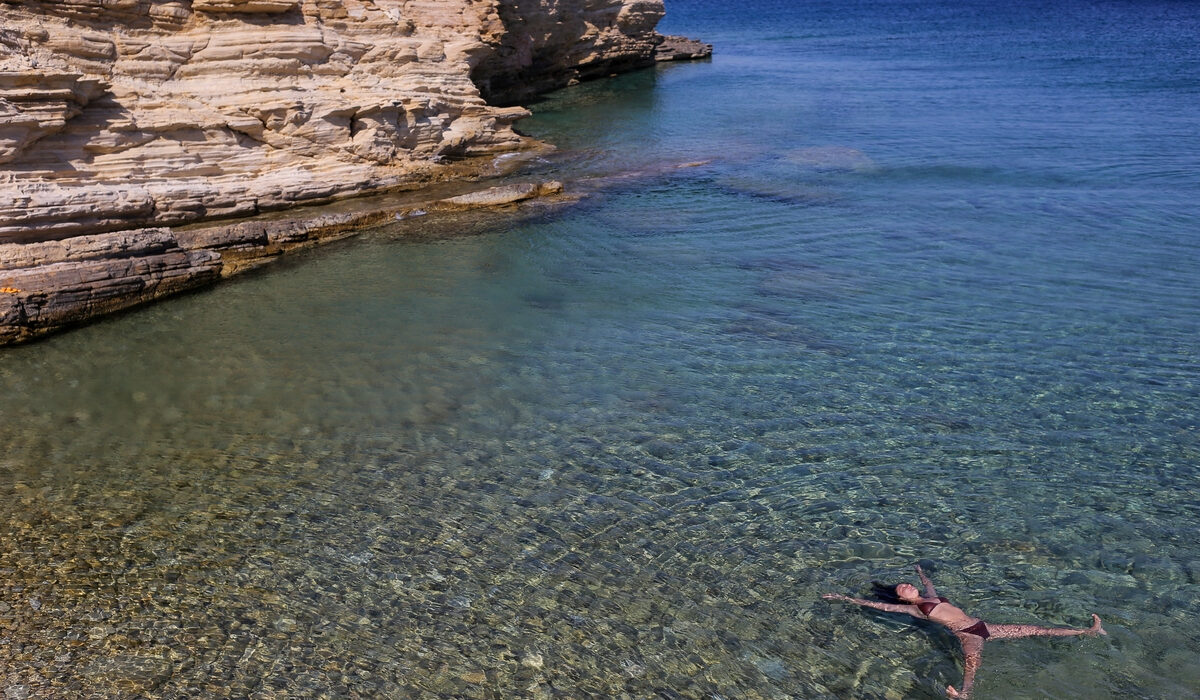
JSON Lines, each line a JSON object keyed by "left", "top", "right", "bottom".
{"left": 871, "top": 581, "right": 903, "bottom": 604}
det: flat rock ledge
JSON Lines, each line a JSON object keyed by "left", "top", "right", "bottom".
{"left": 435, "top": 181, "right": 564, "bottom": 208}
{"left": 0, "top": 180, "right": 571, "bottom": 346}
{"left": 656, "top": 35, "right": 714, "bottom": 62}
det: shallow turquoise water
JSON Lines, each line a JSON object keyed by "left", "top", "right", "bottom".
{"left": 2, "top": 0, "right": 1200, "bottom": 697}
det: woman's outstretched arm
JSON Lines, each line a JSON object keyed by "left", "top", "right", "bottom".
{"left": 915, "top": 563, "right": 938, "bottom": 598}
{"left": 987, "top": 613, "right": 1106, "bottom": 640}
{"left": 823, "top": 593, "right": 920, "bottom": 616}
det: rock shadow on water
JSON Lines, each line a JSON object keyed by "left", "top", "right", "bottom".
{"left": 724, "top": 305, "right": 847, "bottom": 355}
{"left": 522, "top": 289, "right": 568, "bottom": 310}
{"left": 738, "top": 258, "right": 861, "bottom": 302}
{"left": 714, "top": 146, "right": 877, "bottom": 207}
{"left": 783, "top": 146, "right": 878, "bottom": 173}
{"left": 715, "top": 174, "right": 843, "bottom": 207}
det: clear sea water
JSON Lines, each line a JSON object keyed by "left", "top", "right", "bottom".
{"left": 2, "top": 0, "right": 1199, "bottom": 697}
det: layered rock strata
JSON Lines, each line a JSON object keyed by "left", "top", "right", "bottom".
{"left": 0, "top": 0, "right": 539, "bottom": 242}
{"left": 0, "top": 177, "right": 575, "bottom": 345}
{"left": 0, "top": 0, "right": 709, "bottom": 344}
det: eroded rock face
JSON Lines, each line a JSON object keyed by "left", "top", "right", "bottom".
{"left": 470, "top": 0, "right": 668, "bottom": 105}
{"left": 655, "top": 34, "right": 713, "bottom": 62}
{"left": 0, "top": 0, "right": 681, "bottom": 241}
{"left": 0, "top": 0, "right": 707, "bottom": 343}
{"left": 0, "top": 0, "right": 534, "bottom": 242}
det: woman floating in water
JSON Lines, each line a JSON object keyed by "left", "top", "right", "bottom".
{"left": 823, "top": 564, "right": 1105, "bottom": 698}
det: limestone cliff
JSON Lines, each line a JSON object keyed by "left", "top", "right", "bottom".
{"left": 0, "top": 0, "right": 640, "bottom": 241}
{"left": 0, "top": 0, "right": 708, "bottom": 344}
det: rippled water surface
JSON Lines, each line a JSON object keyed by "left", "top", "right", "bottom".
{"left": 3, "top": 0, "right": 1200, "bottom": 697}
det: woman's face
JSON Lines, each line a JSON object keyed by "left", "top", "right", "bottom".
{"left": 895, "top": 583, "right": 921, "bottom": 602}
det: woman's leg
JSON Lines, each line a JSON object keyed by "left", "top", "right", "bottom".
{"left": 946, "top": 633, "right": 984, "bottom": 698}
{"left": 986, "top": 614, "right": 1104, "bottom": 640}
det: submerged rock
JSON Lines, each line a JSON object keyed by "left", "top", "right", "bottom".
{"left": 436, "top": 182, "right": 564, "bottom": 208}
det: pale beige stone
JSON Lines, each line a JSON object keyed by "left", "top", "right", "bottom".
{"left": 3, "top": 0, "right": 628, "bottom": 241}
{"left": 436, "top": 181, "right": 564, "bottom": 208}
{"left": 192, "top": 0, "right": 298, "bottom": 13}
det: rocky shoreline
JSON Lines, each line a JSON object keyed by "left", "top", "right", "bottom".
{"left": 1, "top": 171, "right": 576, "bottom": 345}
{"left": 0, "top": 0, "right": 710, "bottom": 345}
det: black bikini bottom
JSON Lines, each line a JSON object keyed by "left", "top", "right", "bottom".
{"left": 959, "top": 620, "right": 991, "bottom": 639}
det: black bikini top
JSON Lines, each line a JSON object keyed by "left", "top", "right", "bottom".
{"left": 917, "top": 596, "right": 950, "bottom": 616}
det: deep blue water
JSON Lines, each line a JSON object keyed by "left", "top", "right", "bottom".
{"left": 1, "top": 0, "right": 1198, "bottom": 697}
